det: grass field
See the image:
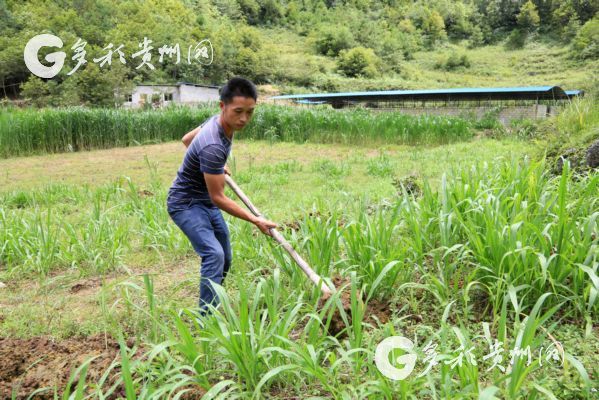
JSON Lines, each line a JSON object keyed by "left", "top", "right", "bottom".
{"left": 1, "top": 124, "right": 598, "bottom": 398}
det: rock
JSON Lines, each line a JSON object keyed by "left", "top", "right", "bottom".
{"left": 0, "top": 282, "right": 5, "bottom": 289}
{"left": 555, "top": 147, "right": 578, "bottom": 172}
{"left": 586, "top": 139, "right": 599, "bottom": 168}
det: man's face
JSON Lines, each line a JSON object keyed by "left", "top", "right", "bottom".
{"left": 220, "top": 96, "right": 256, "bottom": 132}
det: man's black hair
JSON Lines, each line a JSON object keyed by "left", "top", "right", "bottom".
{"left": 220, "top": 77, "right": 258, "bottom": 104}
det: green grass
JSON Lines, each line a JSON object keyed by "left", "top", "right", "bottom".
{"left": 0, "top": 128, "right": 597, "bottom": 398}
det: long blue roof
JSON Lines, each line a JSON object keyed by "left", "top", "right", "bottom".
{"left": 269, "top": 86, "right": 582, "bottom": 103}
{"left": 271, "top": 86, "right": 552, "bottom": 99}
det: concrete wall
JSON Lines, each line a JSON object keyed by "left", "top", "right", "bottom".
{"left": 179, "top": 85, "right": 220, "bottom": 104}
{"left": 373, "top": 104, "right": 559, "bottom": 125}
{"left": 123, "top": 85, "right": 219, "bottom": 108}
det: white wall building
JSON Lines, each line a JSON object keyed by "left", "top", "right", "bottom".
{"left": 123, "top": 82, "right": 220, "bottom": 108}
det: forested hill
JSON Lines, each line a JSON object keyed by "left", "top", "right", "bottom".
{"left": 1, "top": 0, "right": 597, "bottom": 107}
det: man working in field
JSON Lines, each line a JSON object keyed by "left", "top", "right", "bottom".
{"left": 167, "top": 77, "right": 277, "bottom": 316}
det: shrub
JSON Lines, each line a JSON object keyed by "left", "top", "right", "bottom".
{"left": 505, "top": 29, "right": 528, "bottom": 49}
{"left": 445, "top": 52, "right": 471, "bottom": 69}
{"left": 337, "top": 47, "right": 381, "bottom": 78}
{"left": 435, "top": 52, "right": 471, "bottom": 70}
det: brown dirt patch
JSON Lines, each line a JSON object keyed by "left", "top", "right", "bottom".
{"left": 318, "top": 275, "right": 393, "bottom": 337}
{"left": 69, "top": 277, "right": 103, "bottom": 294}
{"left": 137, "top": 189, "right": 155, "bottom": 198}
{"left": 0, "top": 334, "right": 127, "bottom": 399}
{"left": 281, "top": 220, "right": 301, "bottom": 232}
{"left": 0, "top": 334, "right": 206, "bottom": 400}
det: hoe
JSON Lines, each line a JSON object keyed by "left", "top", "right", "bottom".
{"left": 225, "top": 174, "right": 336, "bottom": 297}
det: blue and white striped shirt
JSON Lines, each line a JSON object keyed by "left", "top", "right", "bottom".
{"left": 167, "top": 114, "right": 232, "bottom": 208}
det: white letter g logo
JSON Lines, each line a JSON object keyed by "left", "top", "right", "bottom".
{"left": 375, "top": 336, "right": 417, "bottom": 380}
{"left": 24, "top": 34, "right": 66, "bottom": 78}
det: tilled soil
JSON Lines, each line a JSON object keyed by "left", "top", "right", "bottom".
{"left": 0, "top": 334, "right": 124, "bottom": 399}
{"left": 1, "top": 332, "right": 210, "bottom": 399}
{"left": 318, "top": 275, "right": 392, "bottom": 337}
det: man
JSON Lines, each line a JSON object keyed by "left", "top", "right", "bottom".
{"left": 167, "top": 76, "right": 277, "bottom": 316}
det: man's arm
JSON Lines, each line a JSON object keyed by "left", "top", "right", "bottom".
{"left": 182, "top": 126, "right": 201, "bottom": 148}
{"left": 204, "top": 172, "right": 277, "bottom": 236}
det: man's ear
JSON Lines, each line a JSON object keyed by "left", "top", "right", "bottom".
{"left": 219, "top": 100, "right": 224, "bottom": 112}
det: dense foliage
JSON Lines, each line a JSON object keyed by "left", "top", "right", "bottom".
{"left": 1, "top": 0, "right": 598, "bottom": 106}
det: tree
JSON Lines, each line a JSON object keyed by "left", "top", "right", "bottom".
{"left": 570, "top": 0, "right": 599, "bottom": 24}
{"left": 552, "top": 1, "right": 581, "bottom": 41}
{"left": 214, "top": 0, "right": 243, "bottom": 20}
{"left": 434, "top": 0, "right": 475, "bottom": 39}
{"left": 53, "top": 79, "right": 81, "bottom": 107}
{"left": 337, "top": 47, "right": 381, "bottom": 78}
{"left": 238, "top": 0, "right": 260, "bottom": 23}
{"left": 563, "top": 16, "right": 582, "bottom": 42}
{"left": 377, "top": 32, "right": 404, "bottom": 73}
{"left": 20, "top": 77, "right": 51, "bottom": 107}
{"left": 468, "top": 25, "right": 485, "bottom": 48}
{"left": 517, "top": 0, "right": 540, "bottom": 32}
{"left": 76, "top": 63, "right": 117, "bottom": 107}
{"left": 0, "top": 0, "right": 16, "bottom": 32}
{"left": 399, "top": 19, "right": 416, "bottom": 34}
{"left": 232, "top": 47, "right": 259, "bottom": 79}
{"left": 422, "top": 10, "right": 447, "bottom": 46}
{"left": 238, "top": 26, "right": 263, "bottom": 52}
{"left": 257, "top": 0, "right": 284, "bottom": 25}
{"left": 484, "top": 0, "right": 521, "bottom": 29}
{"left": 572, "top": 17, "right": 599, "bottom": 59}
{"left": 314, "top": 26, "right": 355, "bottom": 57}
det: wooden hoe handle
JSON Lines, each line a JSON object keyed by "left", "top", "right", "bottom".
{"left": 225, "top": 174, "right": 334, "bottom": 296}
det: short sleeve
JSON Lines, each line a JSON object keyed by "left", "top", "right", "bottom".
{"left": 199, "top": 144, "right": 227, "bottom": 174}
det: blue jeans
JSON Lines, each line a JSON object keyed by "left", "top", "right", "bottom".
{"left": 167, "top": 199, "right": 232, "bottom": 315}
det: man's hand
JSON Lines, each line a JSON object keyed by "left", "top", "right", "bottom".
{"left": 253, "top": 217, "right": 278, "bottom": 236}
{"left": 204, "top": 172, "right": 278, "bottom": 235}
{"left": 224, "top": 164, "right": 231, "bottom": 176}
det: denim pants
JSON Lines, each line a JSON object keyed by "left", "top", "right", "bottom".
{"left": 167, "top": 199, "right": 232, "bottom": 315}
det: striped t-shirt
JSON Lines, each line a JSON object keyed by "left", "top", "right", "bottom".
{"left": 167, "top": 114, "right": 232, "bottom": 208}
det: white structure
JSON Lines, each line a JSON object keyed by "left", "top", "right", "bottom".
{"left": 123, "top": 82, "right": 220, "bottom": 108}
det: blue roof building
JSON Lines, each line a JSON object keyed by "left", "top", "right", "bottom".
{"left": 270, "top": 86, "right": 583, "bottom": 109}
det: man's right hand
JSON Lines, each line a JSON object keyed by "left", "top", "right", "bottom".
{"left": 253, "top": 217, "right": 278, "bottom": 236}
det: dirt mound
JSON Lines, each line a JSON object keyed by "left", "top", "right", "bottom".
{"left": 0, "top": 334, "right": 124, "bottom": 399}
{"left": 318, "top": 275, "right": 392, "bottom": 337}
{"left": 392, "top": 174, "right": 422, "bottom": 197}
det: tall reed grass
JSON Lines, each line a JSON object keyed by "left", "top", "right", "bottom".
{"left": 0, "top": 104, "right": 473, "bottom": 158}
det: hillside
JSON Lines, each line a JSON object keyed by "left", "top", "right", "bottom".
{"left": 1, "top": 0, "right": 598, "bottom": 106}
